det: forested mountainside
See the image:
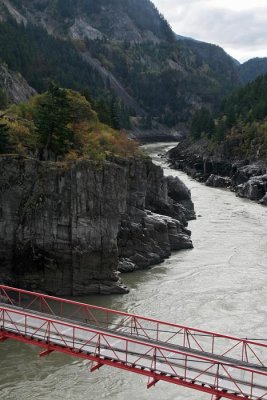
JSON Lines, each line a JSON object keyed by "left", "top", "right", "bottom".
{"left": 177, "top": 37, "right": 267, "bottom": 86}
{"left": 191, "top": 73, "right": 267, "bottom": 161}
{"left": 2, "top": 0, "right": 174, "bottom": 42}
{"left": 0, "top": 0, "right": 266, "bottom": 133}
{"left": 0, "top": 0, "right": 240, "bottom": 131}
{"left": 240, "top": 58, "right": 267, "bottom": 84}
{"left": 177, "top": 36, "right": 240, "bottom": 83}
{"left": 168, "top": 73, "right": 267, "bottom": 205}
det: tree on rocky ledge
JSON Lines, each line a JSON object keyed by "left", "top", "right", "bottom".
{"left": 0, "top": 121, "right": 9, "bottom": 153}
{"left": 33, "top": 83, "right": 73, "bottom": 160}
{"left": 2, "top": 85, "right": 140, "bottom": 160}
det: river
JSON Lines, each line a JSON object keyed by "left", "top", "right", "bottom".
{"left": 1, "top": 142, "right": 267, "bottom": 400}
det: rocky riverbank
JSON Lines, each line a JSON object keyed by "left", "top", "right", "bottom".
{"left": 168, "top": 139, "right": 267, "bottom": 205}
{"left": 0, "top": 154, "right": 195, "bottom": 296}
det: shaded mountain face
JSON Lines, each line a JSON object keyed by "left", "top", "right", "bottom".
{"left": 0, "top": 62, "right": 36, "bottom": 106}
{"left": 189, "top": 72, "right": 267, "bottom": 163}
{"left": 240, "top": 58, "right": 267, "bottom": 84}
{"left": 0, "top": 0, "right": 265, "bottom": 132}
{"left": 3, "top": 0, "right": 174, "bottom": 42}
{"left": 177, "top": 37, "right": 240, "bottom": 76}
{"left": 177, "top": 37, "right": 267, "bottom": 88}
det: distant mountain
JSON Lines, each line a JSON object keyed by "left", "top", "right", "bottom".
{"left": 0, "top": 0, "right": 265, "bottom": 135}
{"left": 176, "top": 36, "right": 239, "bottom": 89}
{"left": 177, "top": 35, "right": 267, "bottom": 92}
{"left": 240, "top": 57, "right": 267, "bottom": 84}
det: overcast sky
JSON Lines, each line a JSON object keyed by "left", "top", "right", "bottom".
{"left": 153, "top": 0, "right": 267, "bottom": 63}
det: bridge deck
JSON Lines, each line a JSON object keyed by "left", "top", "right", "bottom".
{"left": 1, "top": 285, "right": 267, "bottom": 400}
{"left": 1, "top": 303, "right": 267, "bottom": 400}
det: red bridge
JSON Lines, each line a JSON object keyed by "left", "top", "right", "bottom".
{"left": 1, "top": 285, "right": 267, "bottom": 400}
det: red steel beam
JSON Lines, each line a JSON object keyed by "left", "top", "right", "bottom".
{"left": 0, "top": 330, "right": 260, "bottom": 400}
{"left": 1, "top": 285, "right": 266, "bottom": 352}
{"left": 1, "top": 306, "right": 267, "bottom": 400}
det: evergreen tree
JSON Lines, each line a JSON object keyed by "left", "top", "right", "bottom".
{"left": 0, "top": 89, "right": 8, "bottom": 109}
{"left": 191, "top": 108, "right": 215, "bottom": 140}
{"left": 110, "top": 97, "right": 120, "bottom": 130}
{"left": 214, "top": 117, "right": 227, "bottom": 141}
{"left": 94, "top": 97, "right": 111, "bottom": 126}
{"left": 0, "top": 122, "right": 9, "bottom": 153}
{"left": 33, "top": 83, "right": 73, "bottom": 159}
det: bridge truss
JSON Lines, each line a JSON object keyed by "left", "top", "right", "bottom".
{"left": 0, "top": 285, "right": 267, "bottom": 400}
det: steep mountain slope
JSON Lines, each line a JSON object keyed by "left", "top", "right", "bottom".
{"left": 240, "top": 57, "right": 267, "bottom": 84}
{"left": 168, "top": 73, "right": 267, "bottom": 204}
{"left": 0, "top": 0, "right": 241, "bottom": 130}
{"left": 177, "top": 36, "right": 267, "bottom": 88}
{"left": 178, "top": 37, "right": 239, "bottom": 81}
{"left": 0, "top": 62, "right": 35, "bottom": 106}
{"left": 2, "top": 0, "right": 173, "bottom": 42}
{"left": 0, "top": 0, "right": 265, "bottom": 135}
{"left": 186, "top": 72, "right": 267, "bottom": 162}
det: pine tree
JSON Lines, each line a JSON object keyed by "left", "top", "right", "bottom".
{"left": 191, "top": 108, "right": 215, "bottom": 140}
{"left": 0, "top": 122, "right": 9, "bottom": 153}
{"left": 34, "top": 83, "right": 73, "bottom": 159}
{"left": 110, "top": 97, "right": 120, "bottom": 130}
{"left": 0, "top": 89, "right": 8, "bottom": 109}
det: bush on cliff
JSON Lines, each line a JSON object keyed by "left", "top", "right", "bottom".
{"left": 0, "top": 85, "right": 140, "bottom": 160}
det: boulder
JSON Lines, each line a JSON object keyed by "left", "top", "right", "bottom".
{"left": 205, "top": 174, "right": 231, "bottom": 188}
{"left": 237, "top": 176, "right": 266, "bottom": 201}
{"left": 259, "top": 194, "right": 267, "bottom": 206}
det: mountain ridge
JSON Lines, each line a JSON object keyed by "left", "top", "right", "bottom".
{"left": 0, "top": 0, "right": 266, "bottom": 135}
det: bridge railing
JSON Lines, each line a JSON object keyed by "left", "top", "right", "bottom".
{"left": 0, "top": 285, "right": 267, "bottom": 368}
{"left": 1, "top": 305, "right": 267, "bottom": 400}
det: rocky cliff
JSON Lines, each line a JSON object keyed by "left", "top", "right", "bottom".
{"left": 168, "top": 140, "right": 267, "bottom": 205}
{"left": 0, "top": 62, "right": 36, "bottom": 104}
{"left": 0, "top": 155, "right": 194, "bottom": 295}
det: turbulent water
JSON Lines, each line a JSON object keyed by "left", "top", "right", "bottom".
{"left": 1, "top": 143, "right": 267, "bottom": 400}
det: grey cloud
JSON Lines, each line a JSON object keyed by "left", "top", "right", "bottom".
{"left": 153, "top": 0, "right": 267, "bottom": 61}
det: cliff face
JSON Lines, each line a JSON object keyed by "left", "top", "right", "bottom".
{"left": 0, "top": 62, "right": 36, "bottom": 104}
{"left": 2, "top": 0, "right": 173, "bottom": 43}
{"left": 0, "top": 155, "right": 194, "bottom": 295}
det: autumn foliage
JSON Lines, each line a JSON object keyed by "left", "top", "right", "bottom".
{"left": 0, "top": 85, "right": 141, "bottom": 160}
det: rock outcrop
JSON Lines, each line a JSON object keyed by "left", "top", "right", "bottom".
{"left": 113, "top": 157, "right": 194, "bottom": 274}
{"left": 0, "top": 63, "right": 36, "bottom": 104}
{"left": 168, "top": 140, "right": 267, "bottom": 205}
{"left": 205, "top": 174, "right": 231, "bottom": 188}
{"left": 0, "top": 155, "right": 194, "bottom": 295}
{"left": 237, "top": 174, "right": 267, "bottom": 201}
